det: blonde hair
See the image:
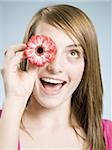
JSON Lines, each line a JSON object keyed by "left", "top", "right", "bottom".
{"left": 22, "top": 4, "right": 105, "bottom": 150}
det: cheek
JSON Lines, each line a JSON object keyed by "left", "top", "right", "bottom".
{"left": 67, "top": 61, "right": 84, "bottom": 83}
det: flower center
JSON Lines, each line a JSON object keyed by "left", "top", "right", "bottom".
{"left": 37, "top": 47, "right": 44, "bottom": 54}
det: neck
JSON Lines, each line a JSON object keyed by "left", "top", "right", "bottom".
{"left": 23, "top": 94, "right": 71, "bottom": 129}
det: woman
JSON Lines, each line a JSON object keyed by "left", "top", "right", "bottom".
{"left": 0, "top": 4, "right": 112, "bottom": 150}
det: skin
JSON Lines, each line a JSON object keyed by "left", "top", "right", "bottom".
{"left": 31, "top": 22, "right": 85, "bottom": 109}
{"left": 20, "top": 23, "right": 85, "bottom": 149}
{"left": 0, "top": 22, "right": 85, "bottom": 149}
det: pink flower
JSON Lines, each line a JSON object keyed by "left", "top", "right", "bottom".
{"left": 24, "top": 35, "right": 57, "bottom": 67}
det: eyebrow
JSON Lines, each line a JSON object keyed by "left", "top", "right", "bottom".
{"left": 66, "top": 44, "right": 84, "bottom": 54}
{"left": 66, "top": 44, "right": 81, "bottom": 48}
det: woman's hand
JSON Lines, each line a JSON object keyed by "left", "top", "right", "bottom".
{"left": 1, "top": 44, "right": 37, "bottom": 102}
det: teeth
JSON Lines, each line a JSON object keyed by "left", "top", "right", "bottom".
{"left": 41, "top": 78, "right": 63, "bottom": 84}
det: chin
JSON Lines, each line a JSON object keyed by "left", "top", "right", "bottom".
{"left": 31, "top": 79, "right": 75, "bottom": 109}
{"left": 35, "top": 95, "right": 65, "bottom": 109}
{"left": 32, "top": 88, "right": 70, "bottom": 109}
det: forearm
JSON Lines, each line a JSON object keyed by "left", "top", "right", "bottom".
{"left": 0, "top": 97, "right": 27, "bottom": 149}
{"left": 0, "top": 43, "right": 36, "bottom": 149}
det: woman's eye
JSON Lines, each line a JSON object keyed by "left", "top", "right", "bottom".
{"left": 69, "top": 50, "right": 79, "bottom": 58}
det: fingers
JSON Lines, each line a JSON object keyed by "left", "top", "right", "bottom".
{"left": 8, "top": 51, "right": 26, "bottom": 68}
{"left": 4, "top": 44, "right": 27, "bottom": 61}
{"left": 2, "top": 44, "right": 38, "bottom": 78}
{"left": 3, "top": 44, "right": 27, "bottom": 72}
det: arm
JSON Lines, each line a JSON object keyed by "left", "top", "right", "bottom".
{"left": 0, "top": 44, "right": 37, "bottom": 149}
{"left": 0, "top": 97, "right": 26, "bottom": 149}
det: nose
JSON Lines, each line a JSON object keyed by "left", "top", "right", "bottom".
{"left": 47, "top": 53, "right": 63, "bottom": 74}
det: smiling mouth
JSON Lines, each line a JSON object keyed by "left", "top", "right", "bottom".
{"left": 40, "top": 78, "right": 66, "bottom": 94}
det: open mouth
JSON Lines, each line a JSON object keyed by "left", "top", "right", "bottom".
{"left": 40, "top": 77, "right": 66, "bottom": 94}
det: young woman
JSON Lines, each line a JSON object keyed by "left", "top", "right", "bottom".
{"left": 0, "top": 4, "right": 112, "bottom": 150}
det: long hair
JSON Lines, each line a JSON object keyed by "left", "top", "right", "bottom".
{"left": 21, "top": 4, "right": 105, "bottom": 150}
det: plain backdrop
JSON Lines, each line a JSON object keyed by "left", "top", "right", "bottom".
{"left": 0, "top": 0, "right": 111, "bottom": 120}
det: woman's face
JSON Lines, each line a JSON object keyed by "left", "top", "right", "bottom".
{"left": 32, "top": 22, "right": 84, "bottom": 108}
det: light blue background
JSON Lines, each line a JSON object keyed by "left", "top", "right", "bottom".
{"left": 0, "top": 0, "right": 111, "bottom": 120}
